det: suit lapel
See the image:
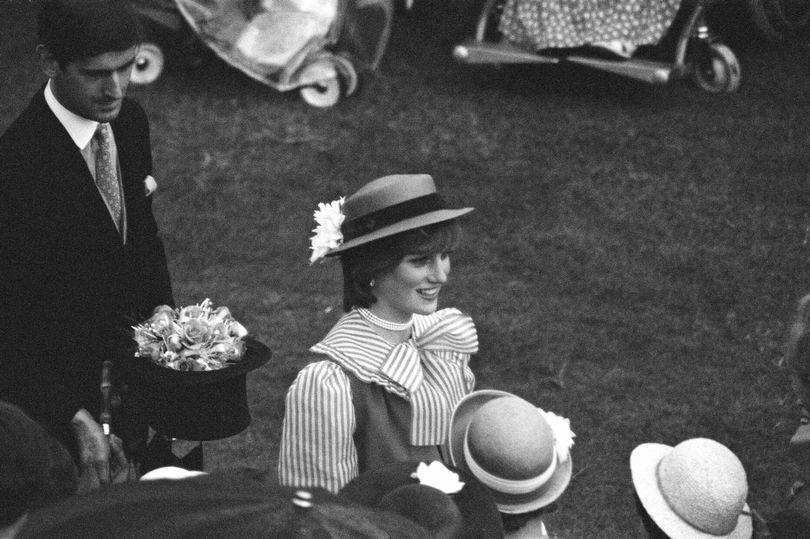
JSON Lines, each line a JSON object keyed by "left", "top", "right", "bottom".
{"left": 32, "top": 92, "right": 124, "bottom": 246}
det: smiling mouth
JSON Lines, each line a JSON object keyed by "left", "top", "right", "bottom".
{"left": 417, "top": 286, "right": 441, "bottom": 300}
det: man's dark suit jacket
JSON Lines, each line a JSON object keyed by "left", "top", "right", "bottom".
{"left": 0, "top": 89, "right": 174, "bottom": 455}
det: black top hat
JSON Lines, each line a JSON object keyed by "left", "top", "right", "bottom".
{"left": 339, "top": 460, "right": 503, "bottom": 538}
{"left": 132, "top": 337, "right": 272, "bottom": 440}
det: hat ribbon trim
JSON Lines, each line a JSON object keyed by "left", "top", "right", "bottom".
{"left": 342, "top": 193, "right": 446, "bottom": 242}
{"left": 463, "top": 429, "right": 557, "bottom": 495}
{"left": 655, "top": 459, "right": 741, "bottom": 535}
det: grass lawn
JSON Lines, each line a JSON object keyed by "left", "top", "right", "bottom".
{"left": 2, "top": 1, "right": 809, "bottom": 536}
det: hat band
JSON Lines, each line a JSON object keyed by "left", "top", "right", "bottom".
{"left": 342, "top": 193, "right": 446, "bottom": 242}
{"left": 463, "top": 429, "right": 557, "bottom": 495}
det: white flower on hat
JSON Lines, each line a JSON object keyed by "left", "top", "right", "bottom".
{"left": 410, "top": 461, "right": 465, "bottom": 494}
{"left": 309, "top": 197, "right": 345, "bottom": 265}
{"left": 542, "top": 410, "right": 575, "bottom": 464}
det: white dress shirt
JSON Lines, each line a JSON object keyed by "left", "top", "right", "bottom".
{"left": 43, "top": 80, "right": 126, "bottom": 237}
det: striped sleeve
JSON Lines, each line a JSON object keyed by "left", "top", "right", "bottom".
{"left": 277, "top": 360, "right": 358, "bottom": 493}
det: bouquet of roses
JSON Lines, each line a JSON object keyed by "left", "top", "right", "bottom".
{"left": 132, "top": 299, "right": 249, "bottom": 372}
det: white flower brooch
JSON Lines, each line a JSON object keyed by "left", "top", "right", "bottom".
{"left": 144, "top": 175, "right": 157, "bottom": 196}
{"left": 410, "top": 461, "right": 465, "bottom": 494}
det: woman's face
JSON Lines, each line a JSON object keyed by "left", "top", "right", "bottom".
{"left": 372, "top": 252, "right": 451, "bottom": 322}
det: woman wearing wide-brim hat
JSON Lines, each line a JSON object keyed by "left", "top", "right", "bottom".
{"left": 278, "top": 174, "right": 477, "bottom": 493}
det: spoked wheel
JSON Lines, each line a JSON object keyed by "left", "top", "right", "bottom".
{"left": 300, "top": 78, "right": 341, "bottom": 108}
{"left": 131, "top": 42, "right": 165, "bottom": 85}
{"left": 332, "top": 53, "right": 359, "bottom": 97}
{"left": 692, "top": 43, "right": 741, "bottom": 94}
{"left": 299, "top": 58, "right": 342, "bottom": 108}
{"left": 748, "top": 0, "right": 810, "bottom": 43}
{"left": 298, "top": 55, "right": 359, "bottom": 108}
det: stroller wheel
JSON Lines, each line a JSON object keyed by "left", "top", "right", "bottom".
{"left": 300, "top": 77, "right": 341, "bottom": 107}
{"left": 692, "top": 43, "right": 741, "bottom": 94}
{"left": 132, "top": 43, "right": 165, "bottom": 85}
{"left": 298, "top": 59, "right": 342, "bottom": 108}
{"left": 333, "top": 54, "right": 359, "bottom": 97}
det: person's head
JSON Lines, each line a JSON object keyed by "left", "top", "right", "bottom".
{"left": 310, "top": 174, "right": 473, "bottom": 315}
{"left": 338, "top": 460, "right": 503, "bottom": 538}
{"left": 36, "top": 0, "right": 143, "bottom": 122}
{"left": 339, "top": 220, "right": 462, "bottom": 315}
{"left": 630, "top": 438, "right": 752, "bottom": 538}
{"left": 0, "top": 401, "right": 78, "bottom": 529}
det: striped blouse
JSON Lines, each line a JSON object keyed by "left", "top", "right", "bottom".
{"left": 278, "top": 307, "right": 478, "bottom": 493}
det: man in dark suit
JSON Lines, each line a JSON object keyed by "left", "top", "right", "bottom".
{"left": 0, "top": 0, "right": 174, "bottom": 488}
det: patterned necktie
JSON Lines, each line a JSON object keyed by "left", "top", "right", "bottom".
{"left": 94, "top": 123, "right": 122, "bottom": 230}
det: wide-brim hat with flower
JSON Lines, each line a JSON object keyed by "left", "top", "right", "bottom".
{"left": 309, "top": 174, "right": 473, "bottom": 263}
{"left": 630, "top": 438, "right": 752, "bottom": 538}
{"left": 448, "top": 389, "right": 575, "bottom": 514}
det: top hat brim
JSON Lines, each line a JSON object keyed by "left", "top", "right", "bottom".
{"left": 327, "top": 207, "right": 474, "bottom": 256}
{"left": 448, "top": 390, "right": 573, "bottom": 514}
{"left": 630, "top": 443, "right": 752, "bottom": 539}
{"left": 134, "top": 337, "right": 272, "bottom": 388}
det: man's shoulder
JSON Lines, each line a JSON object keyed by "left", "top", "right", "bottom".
{"left": 117, "top": 97, "right": 148, "bottom": 125}
{"left": 0, "top": 91, "right": 48, "bottom": 149}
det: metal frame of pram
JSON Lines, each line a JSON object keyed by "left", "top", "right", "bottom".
{"left": 453, "top": 0, "right": 742, "bottom": 94}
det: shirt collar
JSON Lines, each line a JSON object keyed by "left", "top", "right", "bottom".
{"left": 44, "top": 80, "right": 99, "bottom": 150}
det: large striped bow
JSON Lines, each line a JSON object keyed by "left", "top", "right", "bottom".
{"left": 378, "top": 308, "right": 478, "bottom": 395}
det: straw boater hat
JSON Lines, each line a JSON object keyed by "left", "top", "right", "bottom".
{"left": 630, "top": 438, "right": 752, "bottom": 538}
{"left": 327, "top": 174, "right": 474, "bottom": 255}
{"left": 448, "top": 390, "right": 574, "bottom": 514}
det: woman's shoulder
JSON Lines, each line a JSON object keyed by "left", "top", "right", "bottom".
{"left": 292, "top": 359, "right": 350, "bottom": 387}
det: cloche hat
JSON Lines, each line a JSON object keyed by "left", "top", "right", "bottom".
{"left": 310, "top": 174, "right": 473, "bottom": 263}
{"left": 630, "top": 438, "right": 752, "bottom": 538}
{"left": 448, "top": 390, "right": 575, "bottom": 514}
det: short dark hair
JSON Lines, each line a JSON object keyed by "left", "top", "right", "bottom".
{"left": 340, "top": 220, "right": 462, "bottom": 312}
{"left": 37, "top": 0, "right": 143, "bottom": 66}
{"left": 0, "top": 401, "right": 77, "bottom": 526}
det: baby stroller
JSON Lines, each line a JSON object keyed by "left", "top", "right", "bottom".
{"left": 453, "top": 0, "right": 742, "bottom": 94}
{"left": 129, "top": 0, "right": 395, "bottom": 107}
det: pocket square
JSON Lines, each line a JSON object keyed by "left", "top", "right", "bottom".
{"left": 144, "top": 175, "right": 158, "bottom": 196}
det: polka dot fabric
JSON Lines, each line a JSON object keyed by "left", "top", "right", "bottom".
{"left": 498, "top": 0, "right": 682, "bottom": 52}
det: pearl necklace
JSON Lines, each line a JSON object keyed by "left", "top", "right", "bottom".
{"left": 357, "top": 307, "right": 413, "bottom": 331}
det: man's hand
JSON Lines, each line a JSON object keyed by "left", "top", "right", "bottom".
{"left": 109, "top": 433, "right": 136, "bottom": 483}
{"left": 71, "top": 408, "right": 111, "bottom": 492}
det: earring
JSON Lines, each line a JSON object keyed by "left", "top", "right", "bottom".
{"left": 369, "top": 279, "right": 376, "bottom": 288}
